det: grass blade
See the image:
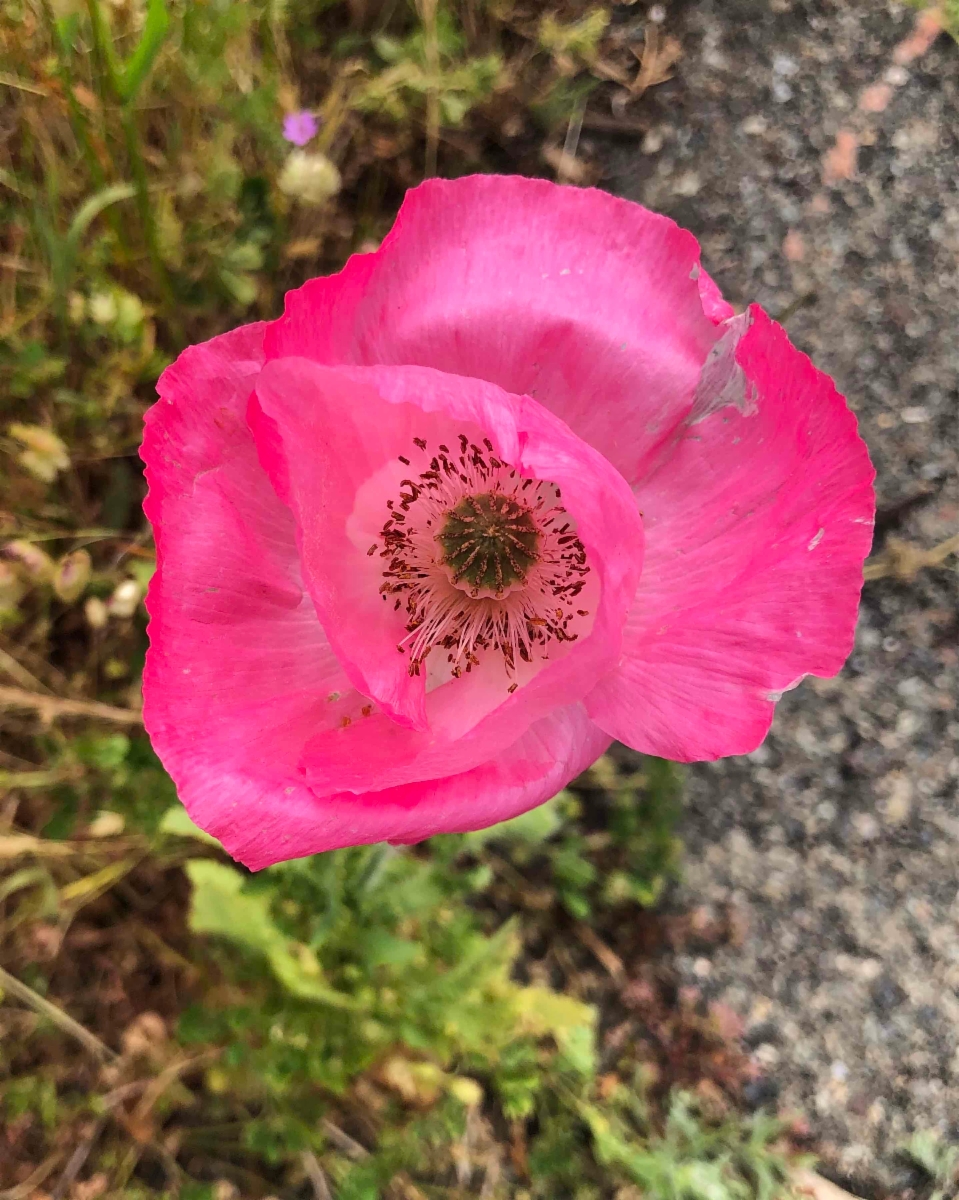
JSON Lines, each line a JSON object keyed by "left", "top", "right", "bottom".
{"left": 65, "top": 183, "right": 136, "bottom": 259}
{"left": 116, "top": 0, "right": 171, "bottom": 103}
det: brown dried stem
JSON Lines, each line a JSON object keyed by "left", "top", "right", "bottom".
{"left": 0, "top": 685, "right": 143, "bottom": 725}
{"left": 864, "top": 531, "right": 959, "bottom": 582}
{"left": 0, "top": 963, "right": 117, "bottom": 1062}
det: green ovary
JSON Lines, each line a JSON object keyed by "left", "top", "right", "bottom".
{"left": 437, "top": 492, "right": 540, "bottom": 593}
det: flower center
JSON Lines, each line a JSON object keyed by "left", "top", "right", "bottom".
{"left": 437, "top": 491, "right": 539, "bottom": 595}
{"left": 374, "top": 434, "right": 592, "bottom": 686}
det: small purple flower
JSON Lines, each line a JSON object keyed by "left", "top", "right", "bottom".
{"left": 283, "top": 110, "right": 319, "bottom": 147}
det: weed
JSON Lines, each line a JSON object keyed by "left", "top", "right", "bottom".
{"left": 899, "top": 1130, "right": 959, "bottom": 1200}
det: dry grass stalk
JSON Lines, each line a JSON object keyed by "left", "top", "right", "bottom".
{"left": 0, "top": 685, "right": 144, "bottom": 725}
{"left": 864, "top": 531, "right": 959, "bottom": 582}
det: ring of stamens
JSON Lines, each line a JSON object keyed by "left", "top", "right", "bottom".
{"left": 373, "top": 434, "right": 591, "bottom": 684}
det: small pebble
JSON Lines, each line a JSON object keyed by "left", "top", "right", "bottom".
{"left": 880, "top": 772, "right": 913, "bottom": 824}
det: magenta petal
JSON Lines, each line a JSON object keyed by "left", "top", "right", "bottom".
{"left": 248, "top": 357, "right": 642, "bottom": 791}
{"left": 585, "top": 307, "right": 875, "bottom": 761}
{"left": 249, "top": 360, "right": 433, "bottom": 729}
{"left": 283, "top": 110, "right": 319, "bottom": 146}
{"left": 247, "top": 357, "right": 541, "bottom": 729}
{"left": 142, "top": 325, "right": 359, "bottom": 843}
{"left": 217, "top": 703, "right": 611, "bottom": 869}
{"left": 264, "top": 174, "right": 722, "bottom": 484}
{"left": 696, "top": 266, "right": 736, "bottom": 324}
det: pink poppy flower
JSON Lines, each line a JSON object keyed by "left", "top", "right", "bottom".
{"left": 142, "top": 175, "right": 874, "bottom": 869}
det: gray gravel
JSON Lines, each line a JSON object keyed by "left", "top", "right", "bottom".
{"left": 600, "top": 1, "right": 959, "bottom": 1192}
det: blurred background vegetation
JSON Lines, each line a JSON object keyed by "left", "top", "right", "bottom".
{"left": 0, "top": 0, "right": 885, "bottom": 1195}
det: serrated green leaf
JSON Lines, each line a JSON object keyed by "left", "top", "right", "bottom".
{"left": 513, "top": 985, "right": 593, "bottom": 1033}
{"left": 186, "top": 859, "right": 360, "bottom": 1010}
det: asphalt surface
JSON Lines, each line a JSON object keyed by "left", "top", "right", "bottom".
{"left": 598, "top": 2, "right": 959, "bottom": 1192}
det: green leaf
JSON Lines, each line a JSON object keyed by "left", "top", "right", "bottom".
{"left": 186, "top": 860, "right": 360, "bottom": 1010}
{"left": 513, "top": 985, "right": 595, "bottom": 1071}
{"left": 219, "top": 268, "right": 258, "bottom": 306}
{"left": 460, "top": 791, "right": 566, "bottom": 850}
{"left": 539, "top": 9, "right": 610, "bottom": 60}
{"left": 73, "top": 733, "right": 130, "bottom": 770}
{"left": 372, "top": 34, "right": 405, "bottom": 63}
{"left": 64, "top": 184, "right": 136, "bottom": 261}
{"left": 0, "top": 867, "right": 58, "bottom": 916}
{"left": 899, "top": 1129, "right": 959, "bottom": 1199}
{"left": 53, "top": 13, "right": 81, "bottom": 57}
{"left": 116, "top": 0, "right": 171, "bottom": 102}
{"left": 905, "top": 0, "right": 958, "bottom": 41}
{"left": 127, "top": 559, "right": 156, "bottom": 590}
{"left": 85, "top": 1, "right": 123, "bottom": 96}
{"left": 158, "top": 804, "right": 223, "bottom": 848}
{"left": 355, "top": 929, "right": 422, "bottom": 968}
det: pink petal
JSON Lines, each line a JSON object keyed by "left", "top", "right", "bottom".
{"left": 696, "top": 266, "right": 736, "bottom": 324}
{"left": 585, "top": 307, "right": 875, "bottom": 760}
{"left": 248, "top": 361, "right": 438, "bottom": 730}
{"left": 264, "top": 174, "right": 721, "bottom": 484}
{"left": 142, "top": 325, "right": 361, "bottom": 833}
{"left": 283, "top": 110, "right": 319, "bottom": 146}
{"left": 212, "top": 703, "right": 611, "bottom": 869}
{"left": 249, "top": 358, "right": 643, "bottom": 792}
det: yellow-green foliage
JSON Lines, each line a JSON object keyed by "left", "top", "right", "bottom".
{"left": 904, "top": 0, "right": 958, "bottom": 38}
{"left": 539, "top": 8, "right": 610, "bottom": 62}
{"left": 1, "top": 730, "right": 797, "bottom": 1197}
